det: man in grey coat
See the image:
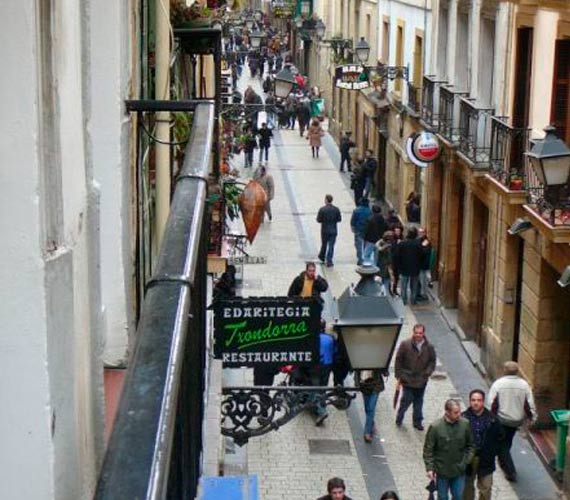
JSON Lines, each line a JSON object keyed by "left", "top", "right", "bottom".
{"left": 316, "top": 194, "right": 342, "bottom": 267}
{"left": 254, "top": 165, "right": 274, "bottom": 221}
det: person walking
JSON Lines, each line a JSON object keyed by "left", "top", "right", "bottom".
{"left": 264, "top": 91, "right": 277, "bottom": 129}
{"left": 350, "top": 158, "right": 366, "bottom": 206}
{"left": 296, "top": 96, "right": 311, "bottom": 137}
{"left": 287, "top": 261, "right": 329, "bottom": 302}
{"left": 339, "top": 131, "right": 356, "bottom": 172}
{"left": 350, "top": 197, "right": 372, "bottom": 266}
{"left": 257, "top": 122, "right": 273, "bottom": 163}
{"left": 241, "top": 127, "right": 257, "bottom": 168}
{"left": 462, "top": 389, "right": 503, "bottom": 500}
{"left": 406, "top": 192, "right": 421, "bottom": 223}
{"left": 307, "top": 119, "right": 324, "bottom": 158}
{"left": 417, "top": 227, "right": 434, "bottom": 301}
{"left": 316, "top": 194, "right": 342, "bottom": 267}
{"left": 285, "top": 91, "right": 297, "bottom": 129}
{"left": 317, "top": 477, "right": 353, "bottom": 500}
{"left": 362, "top": 149, "right": 378, "bottom": 198}
{"left": 254, "top": 166, "right": 275, "bottom": 221}
{"left": 487, "top": 361, "right": 537, "bottom": 482}
{"left": 423, "top": 399, "right": 476, "bottom": 500}
{"left": 393, "top": 226, "right": 423, "bottom": 305}
{"left": 377, "top": 230, "right": 395, "bottom": 294}
{"left": 362, "top": 204, "right": 388, "bottom": 266}
{"left": 355, "top": 369, "right": 386, "bottom": 442}
{"left": 309, "top": 320, "right": 336, "bottom": 426}
{"left": 395, "top": 323, "right": 437, "bottom": 430}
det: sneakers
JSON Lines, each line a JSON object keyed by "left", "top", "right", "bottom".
{"left": 413, "top": 423, "right": 425, "bottom": 431}
{"left": 315, "top": 413, "right": 329, "bottom": 426}
{"left": 363, "top": 434, "right": 373, "bottom": 443}
{"left": 395, "top": 419, "right": 403, "bottom": 427}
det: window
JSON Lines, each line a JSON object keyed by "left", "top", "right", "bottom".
{"left": 382, "top": 21, "right": 390, "bottom": 64}
{"left": 395, "top": 24, "right": 404, "bottom": 93}
{"left": 366, "top": 14, "right": 371, "bottom": 46}
{"left": 550, "top": 39, "right": 570, "bottom": 144}
{"left": 413, "top": 34, "right": 423, "bottom": 88}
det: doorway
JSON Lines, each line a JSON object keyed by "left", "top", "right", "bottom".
{"left": 473, "top": 196, "right": 489, "bottom": 345}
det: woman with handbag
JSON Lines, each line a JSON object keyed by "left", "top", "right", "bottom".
{"left": 355, "top": 369, "right": 386, "bottom": 442}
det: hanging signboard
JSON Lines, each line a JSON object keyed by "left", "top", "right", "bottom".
{"left": 214, "top": 297, "right": 321, "bottom": 366}
{"left": 334, "top": 65, "right": 370, "bottom": 91}
{"left": 406, "top": 131, "right": 441, "bottom": 168}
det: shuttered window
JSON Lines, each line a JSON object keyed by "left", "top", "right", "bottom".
{"left": 551, "top": 39, "right": 570, "bottom": 144}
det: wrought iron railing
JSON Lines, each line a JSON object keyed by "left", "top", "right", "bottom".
{"left": 407, "top": 81, "right": 421, "bottom": 115}
{"left": 458, "top": 98, "right": 494, "bottom": 166}
{"left": 438, "top": 86, "right": 468, "bottom": 143}
{"left": 489, "top": 116, "right": 530, "bottom": 190}
{"left": 421, "top": 75, "right": 447, "bottom": 129}
{"left": 95, "top": 103, "right": 215, "bottom": 500}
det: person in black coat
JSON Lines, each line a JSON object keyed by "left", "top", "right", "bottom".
{"left": 339, "top": 131, "right": 356, "bottom": 172}
{"left": 393, "top": 226, "right": 423, "bottom": 305}
{"left": 316, "top": 194, "right": 342, "bottom": 267}
{"left": 256, "top": 122, "right": 273, "bottom": 163}
{"left": 350, "top": 158, "right": 366, "bottom": 206}
{"left": 362, "top": 149, "right": 378, "bottom": 198}
{"left": 362, "top": 205, "right": 388, "bottom": 265}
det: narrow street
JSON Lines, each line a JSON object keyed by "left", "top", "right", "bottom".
{"left": 230, "top": 69, "right": 560, "bottom": 500}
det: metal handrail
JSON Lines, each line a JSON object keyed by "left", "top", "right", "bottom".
{"left": 95, "top": 103, "right": 215, "bottom": 500}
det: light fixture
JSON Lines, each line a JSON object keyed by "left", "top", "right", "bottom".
{"left": 334, "top": 266, "right": 404, "bottom": 370}
{"left": 525, "top": 126, "right": 570, "bottom": 188}
{"left": 557, "top": 266, "right": 570, "bottom": 288}
{"left": 507, "top": 218, "right": 532, "bottom": 236}
{"left": 355, "top": 37, "right": 371, "bottom": 65}
{"left": 295, "top": 16, "right": 303, "bottom": 28}
{"left": 250, "top": 29, "right": 265, "bottom": 49}
{"left": 245, "top": 17, "right": 254, "bottom": 30}
{"left": 212, "top": 19, "right": 223, "bottom": 31}
{"left": 274, "top": 64, "right": 296, "bottom": 98}
{"left": 254, "top": 10, "right": 263, "bottom": 22}
{"left": 315, "top": 19, "right": 326, "bottom": 38}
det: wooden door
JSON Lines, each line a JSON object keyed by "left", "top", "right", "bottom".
{"left": 551, "top": 39, "right": 570, "bottom": 144}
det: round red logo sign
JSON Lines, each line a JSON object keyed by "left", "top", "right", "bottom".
{"left": 406, "top": 132, "right": 440, "bottom": 167}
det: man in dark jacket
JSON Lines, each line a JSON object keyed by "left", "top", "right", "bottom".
{"left": 317, "top": 194, "right": 342, "bottom": 267}
{"left": 257, "top": 122, "right": 273, "bottom": 163}
{"left": 350, "top": 197, "right": 371, "bottom": 265}
{"left": 339, "top": 131, "right": 356, "bottom": 172}
{"left": 462, "top": 389, "right": 503, "bottom": 500}
{"left": 395, "top": 323, "right": 437, "bottom": 430}
{"left": 362, "top": 204, "right": 388, "bottom": 265}
{"left": 393, "top": 226, "right": 423, "bottom": 305}
{"left": 362, "top": 149, "right": 378, "bottom": 198}
{"left": 317, "top": 477, "right": 353, "bottom": 500}
{"left": 287, "top": 262, "right": 329, "bottom": 305}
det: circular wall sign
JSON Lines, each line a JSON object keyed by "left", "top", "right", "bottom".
{"left": 406, "top": 132, "right": 441, "bottom": 167}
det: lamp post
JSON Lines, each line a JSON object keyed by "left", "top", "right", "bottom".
{"left": 245, "top": 17, "right": 254, "bottom": 30}
{"left": 250, "top": 29, "right": 265, "bottom": 49}
{"left": 355, "top": 37, "right": 371, "bottom": 65}
{"left": 294, "top": 15, "right": 304, "bottom": 28}
{"left": 274, "top": 64, "right": 297, "bottom": 98}
{"left": 525, "top": 125, "right": 570, "bottom": 205}
{"left": 334, "top": 266, "right": 404, "bottom": 370}
{"left": 315, "top": 19, "right": 326, "bottom": 39}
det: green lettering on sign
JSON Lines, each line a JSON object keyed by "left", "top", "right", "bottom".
{"left": 224, "top": 319, "right": 310, "bottom": 350}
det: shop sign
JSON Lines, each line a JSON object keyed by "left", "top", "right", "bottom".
{"left": 213, "top": 297, "right": 321, "bottom": 366}
{"left": 335, "top": 65, "right": 370, "bottom": 91}
{"left": 228, "top": 255, "right": 267, "bottom": 265}
{"left": 406, "top": 131, "right": 441, "bottom": 168}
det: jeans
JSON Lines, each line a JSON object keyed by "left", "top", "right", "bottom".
{"left": 267, "top": 112, "right": 276, "bottom": 128}
{"left": 259, "top": 145, "right": 269, "bottom": 162}
{"left": 354, "top": 233, "right": 365, "bottom": 265}
{"left": 498, "top": 424, "right": 518, "bottom": 476}
{"left": 310, "top": 366, "right": 331, "bottom": 417}
{"left": 319, "top": 233, "right": 337, "bottom": 265}
{"left": 340, "top": 153, "right": 351, "bottom": 171}
{"left": 363, "top": 392, "right": 380, "bottom": 435}
{"left": 244, "top": 150, "right": 253, "bottom": 168}
{"left": 401, "top": 274, "right": 419, "bottom": 305}
{"left": 396, "top": 385, "right": 426, "bottom": 425}
{"left": 362, "top": 241, "right": 378, "bottom": 266}
{"left": 436, "top": 474, "right": 465, "bottom": 500}
{"left": 364, "top": 176, "right": 374, "bottom": 197}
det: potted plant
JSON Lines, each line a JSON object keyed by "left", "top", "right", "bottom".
{"left": 171, "top": 0, "right": 213, "bottom": 28}
{"left": 508, "top": 170, "right": 524, "bottom": 191}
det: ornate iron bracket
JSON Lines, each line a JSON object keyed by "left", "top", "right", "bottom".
{"left": 221, "top": 386, "right": 360, "bottom": 446}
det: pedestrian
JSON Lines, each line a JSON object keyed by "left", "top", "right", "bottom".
{"left": 287, "top": 262, "right": 329, "bottom": 305}
{"left": 254, "top": 165, "right": 274, "bottom": 222}
{"left": 385, "top": 208, "right": 402, "bottom": 230}
{"left": 256, "top": 122, "right": 273, "bottom": 163}
{"left": 406, "top": 191, "right": 421, "bottom": 223}
{"left": 417, "top": 227, "right": 434, "bottom": 301}
{"left": 309, "top": 319, "right": 336, "bottom": 426}
{"left": 350, "top": 197, "right": 372, "bottom": 266}
{"left": 423, "top": 399, "right": 476, "bottom": 500}
{"left": 332, "top": 339, "right": 351, "bottom": 387}
{"left": 262, "top": 74, "right": 272, "bottom": 93}
{"left": 462, "top": 389, "right": 504, "bottom": 500}
{"left": 307, "top": 119, "right": 325, "bottom": 158}
{"left": 487, "top": 361, "right": 537, "bottom": 482}
{"left": 350, "top": 158, "right": 366, "bottom": 205}
{"left": 376, "top": 230, "right": 395, "bottom": 294}
{"left": 395, "top": 323, "right": 437, "bottom": 430}
{"left": 362, "top": 149, "right": 378, "bottom": 198}
{"left": 362, "top": 204, "right": 388, "bottom": 266}
{"left": 296, "top": 97, "right": 311, "bottom": 137}
{"left": 393, "top": 226, "right": 423, "bottom": 305}
{"left": 379, "top": 492, "right": 400, "bottom": 500}
{"left": 265, "top": 91, "right": 277, "bottom": 128}
{"left": 317, "top": 477, "right": 353, "bottom": 500}
{"left": 339, "top": 131, "right": 356, "bottom": 172}
{"left": 355, "top": 369, "right": 386, "bottom": 442}
{"left": 241, "top": 127, "right": 257, "bottom": 168}
{"left": 316, "top": 194, "right": 342, "bottom": 267}
{"left": 285, "top": 91, "right": 297, "bottom": 129}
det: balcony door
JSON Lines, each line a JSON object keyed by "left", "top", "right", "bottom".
{"left": 512, "top": 27, "right": 533, "bottom": 129}
{"left": 551, "top": 39, "right": 570, "bottom": 144}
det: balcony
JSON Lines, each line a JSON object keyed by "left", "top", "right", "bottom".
{"left": 486, "top": 116, "right": 530, "bottom": 201}
{"left": 407, "top": 81, "right": 421, "bottom": 116}
{"left": 457, "top": 98, "right": 494, "bottom": 168}
{"left": 421, "top": 75, "right": 447, "bottom": 129}
{"left": 438, "top": 86, "right": 468, "bottom": 144}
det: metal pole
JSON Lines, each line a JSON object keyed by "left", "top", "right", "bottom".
{"left": 154, "top": 0, "right": 171, "bottom": 251}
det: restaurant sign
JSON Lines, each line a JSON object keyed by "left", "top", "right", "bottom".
{"left": 335, "top": 65, "right": 370, "bottom": 90}
{"left": 213, "top": 297, "right": 320, "bottom": 367}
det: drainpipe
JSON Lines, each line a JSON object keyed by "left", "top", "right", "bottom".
{"left": 154, "top": 0, "right": 171, "bottom": 251}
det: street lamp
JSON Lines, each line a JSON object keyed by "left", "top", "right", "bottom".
{"left": 334, "top": 266, "right": 404, "bottom": 370}
{"left": 295, "top": 16, "right": 304, "bottom": 28}
{"left": 355, "top": 37, "right": 371, "bottom": 65}
{"left": 525, "top": 125, "right": 570, "bottom": 189}
{"left": 254, "top": 10, "right": 263, "bottom": 22}
{"left": 315, "top": 19, "right": 326, "bottom": 39}
{"left": 250, "top": 29, "right": 265, "bottom": 49}
{"left": 274, "top": 64, "right": 296, "bottom": 98}
{"left": 245, "top": 17, "right": 254, "bottom": 30}
{"left": 212, "top": 19, "right": 223, "bottom": 31}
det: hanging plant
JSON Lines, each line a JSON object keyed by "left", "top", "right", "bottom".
{"left": 170, "top": 0, "right": 213, "bottom": 28}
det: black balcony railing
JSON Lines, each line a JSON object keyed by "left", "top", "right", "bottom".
{"left": 407, "top": 81, "right": 421, "bottom": 115}
{"left": 421, "top": 75, "right": 447, "bottom": 129}
{"left": 95, "top": 103, "right": 214, "bottom": 500}
{"left": 458, "top": 98, "right": 494, "bottom": 166}
{"left": 489, "top": 116, "right": 530, "bottom": 190}
{"left": 438, "top": 86, "right": 468, "bottom": 143}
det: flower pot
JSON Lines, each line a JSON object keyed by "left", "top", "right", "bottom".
{"left": 509, "top": 179, "right": 523, "bottom": 191}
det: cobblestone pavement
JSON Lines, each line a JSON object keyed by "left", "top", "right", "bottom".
{"left": 230, "top": 70, "right": 556, "bottom": 500}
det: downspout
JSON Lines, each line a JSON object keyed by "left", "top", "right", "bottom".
{"left": 154, "top": 0, "right": 171, "bottom": 251}
{"left": 502, "top": 2, "right": 514, "bottom": 118}
{"left": 423, "top": 0, "right": 427, "bottom": 76}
